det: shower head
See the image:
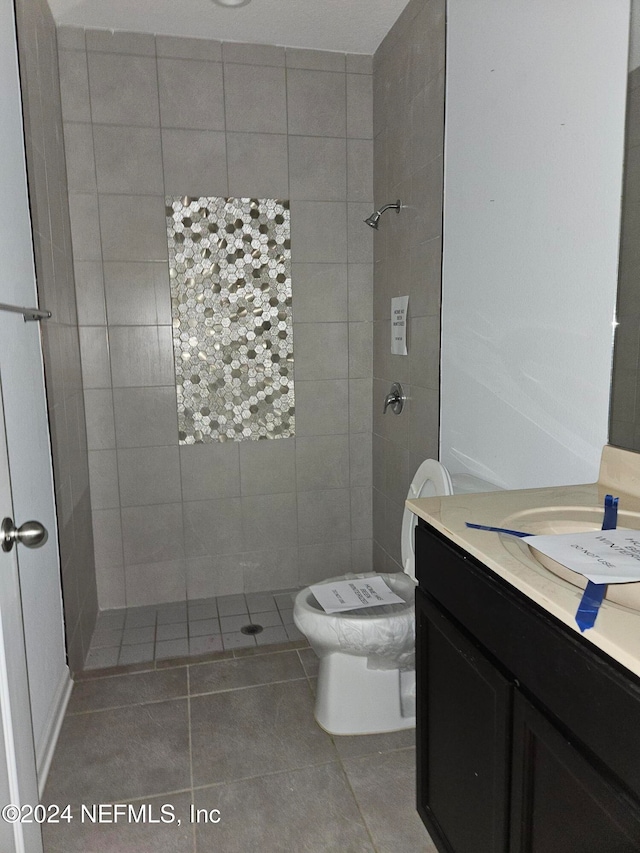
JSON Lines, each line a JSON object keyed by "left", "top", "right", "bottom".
{"left": 364, "top": 200, "right": 401, "bottom": 229}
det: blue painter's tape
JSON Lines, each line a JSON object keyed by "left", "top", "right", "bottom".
{"left": 574, "top": 494, "right": 619, "bottom": 632}
{"left": 465, "top": 522, "right": 531, "bottom": 538}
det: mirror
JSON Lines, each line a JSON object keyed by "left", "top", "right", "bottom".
{"left": 610, "top": 6, "right": 640, "bottom": 451}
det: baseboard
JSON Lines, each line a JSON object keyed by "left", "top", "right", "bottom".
{"left": 36, "top": 666, "right": 72, "bottom": 796}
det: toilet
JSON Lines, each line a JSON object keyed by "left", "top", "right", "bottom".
{"left": 293, "top": 459, "right": 501, "bottom": 736}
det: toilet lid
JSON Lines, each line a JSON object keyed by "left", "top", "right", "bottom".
{"left": 401, "top": 459, "right": 453, "bottom": 579}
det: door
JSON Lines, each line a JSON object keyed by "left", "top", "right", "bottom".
{"left": 416, "top": 589, "right": 512, "bottom": 853}
{"left": 510, "top": 691, "right": 640, "bottom": 853}
{"left": 0, "top": 0, "right": 69, "bottom": 849}
{"left": 0, "top": 388, "right": 43, "bottom": 853}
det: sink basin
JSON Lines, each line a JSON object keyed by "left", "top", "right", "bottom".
{"left": 499, "top": 506, "right": 640, "bottom": 612}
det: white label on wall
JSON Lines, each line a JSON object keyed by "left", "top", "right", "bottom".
{"left": 391, "top": 295, "right": 409, "bottom": 355}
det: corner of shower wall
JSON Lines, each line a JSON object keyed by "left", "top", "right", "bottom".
{"left": 371, "top": 0, "right": 445, "bottom": 573}
{"left": 14, "top": 0, "right": 98, "bottom": 673}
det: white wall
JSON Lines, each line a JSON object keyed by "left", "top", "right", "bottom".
{"left": 440, "top": 0, "right": 629, "bottom": 489}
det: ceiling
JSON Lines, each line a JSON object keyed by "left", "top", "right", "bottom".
{"left": 47, "top": 0, "right": 413, "bottom": 55}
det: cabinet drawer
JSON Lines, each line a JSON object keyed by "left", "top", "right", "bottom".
{"left": 416, "top": 522, "right": 640, "bottom": 801}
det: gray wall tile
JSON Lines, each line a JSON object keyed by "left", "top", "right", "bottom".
{"left": 87, "top": 53, "right": 159, "bottom": 126}
{"left": 85, "top": 28, "right": 156, "bottom": 55}
{"left": 88, "top": 449, "right": 120, "bottom": 510}
{"left": 157, "top": 58, "right": 225, "bottom": 130}
{"left": 58, "top": 50, "right": 91, "bottom": 122}
{"left": 180, "top": 442, "right": 241, "bottom": 500}
{"left": 121, "top": 503, "right": 185, "bottom": 565}
{"left": 63, "top": 122, "right": 96, "bottom": 193}
{"left": 74, "top": 261, "right": 106, "bottom": 325}
{"left": 79, "top": 326, "right": 111, "bottom": 388}
{"left": 118, "top": 446, "right": 181, "bottom": 506}
{"left": 224, "top": 64, "right": 287, "bottom": 134}
{"left": 68, "top": 193, "right": 101, "bottom": 260}
{"left": 241, "top": 493, "right": 298, "bottom": 551}
{"left": 98, "top": 195, "right": 168, "bottom": 262}
{"left": 239, "top": 438, "right": 295, "bottom": 495}
{"left": 183, "top": 498, "right": 243, "bottom": 558}
{"left": 104, "top": 262, "right": 172, "bottom": 326}
{"left": 290, "top": 201, "right": 347, "bottom": 263}
{"left": 109, "top": 326, "right": 174, "bottom": 387}
{"left": 93, "top": 125, "right": 163, "bottom": 195}
{"left": 223, "top": 42, "right": 285, "bottom": 66}
{"left": 347, "top": 73, "right": 373, "bottom": 139}
{"left": 162, "top": 129, "right": 228, "bottom": 196}
{"left": 297, "top": 490, "right": 351, "bottom": 546}
{"left": 156, "top": 35, "right": 222, "bottom": 61}
{"left": 113, "top": 387, "right": 178, "bottom": 448}
{"left": 125, "top": 560, "right": 187, "bottom": 607}
{"left": 289, "top": 136, "right": 346, "bottom": 201}
{"left": 84, "top": 389, "right": 115, "bottom": 450}
{"left": 294, "top": 322, "right": 349, "bottom": 380}
{"left": 294, "top": 380, "right": 349, "bottom": 436}
{"left": 296, "top": 435, "right": 349, "bottom": 491}
{"left": 291, "top": 263, "right": 348, "bottom": 323}
{"left": 226, "top": 132, "right": 288, "bottom": 198}
{"left": 286, "top": 48, "right": 345, "bottom": 72}
{"left": 287, "top": 69, "right": 346, "bottom": 137}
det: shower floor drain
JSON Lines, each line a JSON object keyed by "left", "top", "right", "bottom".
{"left": 240, "top": 624, "right": 263, "bottom": 635}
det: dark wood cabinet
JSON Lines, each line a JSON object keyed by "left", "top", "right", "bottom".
{"left": 415, "top": 520, "right": 640, "bottom": 853}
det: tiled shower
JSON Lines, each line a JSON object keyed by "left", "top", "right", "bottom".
{"left": 17, "top": 0, "right": 444, "bottom": 674}
{"left": 59, "top": 29, "right": 375, "bottom": 626}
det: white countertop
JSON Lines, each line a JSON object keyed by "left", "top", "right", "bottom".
{"left": 406, "top": 446, "right": 640, "bottom": 680}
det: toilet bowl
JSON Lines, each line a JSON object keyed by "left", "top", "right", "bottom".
{"left": 293, "top": 459, "right": 501, "bottom": 735}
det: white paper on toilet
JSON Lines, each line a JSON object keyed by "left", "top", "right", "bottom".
{"left": 523, "top": 529, "right": 640, "bottom": 584}
{"left": 310, "top": 577, "right": 405, "bottom": 613}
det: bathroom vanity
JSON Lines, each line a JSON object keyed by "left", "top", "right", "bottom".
{"left": 407, "top": 447, "right": 640, "bottom": 853}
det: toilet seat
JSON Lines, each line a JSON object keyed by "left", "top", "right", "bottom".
{"left": 294, "top": 571, "right": 416, "bottom": 664}
{"left": 400, "top": 459, "right": 453, "bottom": 578}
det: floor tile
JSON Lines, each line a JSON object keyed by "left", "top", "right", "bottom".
{"left": 255, "top": 626, "right": 289, "bottom": 645}
{"left": 188, "top": 601, "right": 218, "bottom": 621}
{"left": 189, "top": 635, "right": 224, "bottom": 656}
{"left": 333, "top": 727, "right": 415, "bottom": 760}
{"left": 156, "top": 638, "right": 189, "bottom": 659}
{"left": 43, "top": 699, "right": 190, "bottom": 807}
{"left": 84, "top": 647, "right": 120, "bottom": 670}
{"left": 297, "top": 647, "right": 320, "bottom": 678}
{"left": 42, "top": 791, "right": 194, "bottom": 853}
{"left": 90, "top": 627, "right": 124, "bottom": 648}
{"left": 275, "top": 592, "right": 297, "bottom": 610}
{"left": 249, "top": 610, "right": 283, "bottom": 628}
{"left": 122, "top": 626, "right": 156, "bottom": 645}
{"left": 119, "top": 643, "right": 155, "bottom": 665}
{"left": 157, "top": 603, "right": 188, "bottom": 624}
{"left": 285, "top": 624, "right": 305, "bottom": 641}
{"left": 189, "top": 650, "right": 305, "bottom": 695}
{"left": 157, "top": 622, "right": 188, "bottom": 641}
{"left": 125, "top": 607, "right": 158, "bottom": 628}
{"left": 194, "top": 764, "right": 374, "bottom": 852}
{"left": 245, "top": 591, "right": 277, "bottom": 612}
{"left": 220, "top": 613, "right": 251, "bottom": 633}
{"left": 67, "top": 667, "right": 188, "bottom": 714}
{"left": 189, "top": 618, "right": 221, "bottom": 637}
{"left": 190, "top": 680, "right": 336, "bottom": 786}
{"left": 216, "top": 594, "right": 248, "bottom": 617}
{"left": 279, "top": 607, "right": 295, "bottom": 624}
{"left": 222, "top": 631, "right": 255, "bottom": 650}
{"left": 342, "top": 748, "right": 437, "bottom": 853}
{"left": 96, "top": 610, "right": 126, "bottom": 630}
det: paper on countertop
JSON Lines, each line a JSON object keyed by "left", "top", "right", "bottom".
{"left": 523, "top": 529, "right": 640, "bottom": 585}
{"left": 310, "top": 577, "right": 405, "bottom": 613}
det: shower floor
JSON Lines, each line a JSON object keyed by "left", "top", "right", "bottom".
{"left": 84, "top": 589, "right": 304, "bottom": 670}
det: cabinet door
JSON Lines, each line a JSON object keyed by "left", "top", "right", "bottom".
{"left": 510, "top": 691, "right": 640, "bottom": 853}
{"left": 416, "top": 589, "right": 512, "bottom": 853}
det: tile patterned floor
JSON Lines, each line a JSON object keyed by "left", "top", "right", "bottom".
{"left": 85, "top": 590, "right": 303, "bottom": 669}
{"left": 42, "top": 645, "right": 437, "bottom": 852}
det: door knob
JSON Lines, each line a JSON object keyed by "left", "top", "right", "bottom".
{"left": 1, "top": 517, "right": 48, "bottom": 553}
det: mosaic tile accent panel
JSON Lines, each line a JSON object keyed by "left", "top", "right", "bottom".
{"left": 166, "top": 197, "right": 294, "bottom": 443}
